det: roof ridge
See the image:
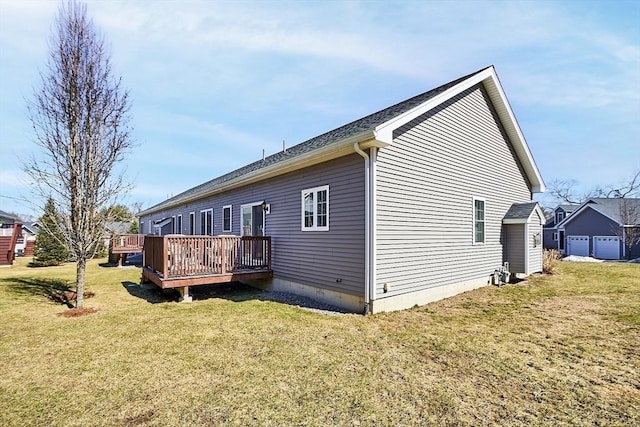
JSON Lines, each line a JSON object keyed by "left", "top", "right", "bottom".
{"left": 140, "top": 66, "right": 493, "bottom": 215}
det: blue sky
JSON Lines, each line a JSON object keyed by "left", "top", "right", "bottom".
{"left": 1, "top": 0, "right": 638, "bottom": 218}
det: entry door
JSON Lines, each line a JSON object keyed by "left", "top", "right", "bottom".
{"left": 241, "top": 204, "right": 264, "bottom": 236}
{"left": 241, "top": 203, "right": 265, "bottom": 261}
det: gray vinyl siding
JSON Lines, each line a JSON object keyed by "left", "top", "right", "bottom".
{"left": 542, "top": 228, "right": 557, "bottom": 250}
{"left": 504, "top": 224, "right": 525, "bottom": 274}
{"left": 563, "top": 208, "right": 622, "bottom": 257}
{"left": 376, "top": 84, "right": 532, "bottom": 298}
{"left": 629, "top": 228, "right": 640, "bottom": 259}
{"left": 528, "top": 211, "right": 543, "bottom": 273}
{"left": 140, "top": 154, "right": 365, "bottom": 296}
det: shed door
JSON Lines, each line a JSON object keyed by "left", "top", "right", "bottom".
{"left": 567, "top": 235, "right": 589, "bottom": 257}
{"left": 594, "top": 236, "right": 620, "bottom": 260}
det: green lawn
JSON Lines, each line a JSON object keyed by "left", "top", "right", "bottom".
{"left": 0, "top": 257, "right": 638, "bottom": 426}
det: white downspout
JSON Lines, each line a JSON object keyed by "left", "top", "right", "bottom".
{"left": 370, "top": 147, "right": 377, "bottom": 305}
{"left": 354, "top": 142, "right": 370, "bottom": 314}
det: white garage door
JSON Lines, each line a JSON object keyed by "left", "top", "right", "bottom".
{"left": 567, "top": 235, "right": 589, "bottom": 256}
{"left": 594, "top": 236, "right": 620, "bottom": 260}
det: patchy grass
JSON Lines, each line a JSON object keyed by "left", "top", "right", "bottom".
{"left": 0, "top": 258, "right": 638, "bottom": 426}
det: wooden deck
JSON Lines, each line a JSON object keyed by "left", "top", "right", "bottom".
{"left": 110, "top": 234, "right": 145, "bottom": 254}
{"left": 141, "top": 235, "right": 272, "bottom": 297}
{"left": 0, "top": 225, "right": 22, "bottom": 266}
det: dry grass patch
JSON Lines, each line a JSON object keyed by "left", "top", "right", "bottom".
{"left": 0, "top": 257, "right": 638, "bottom": 426}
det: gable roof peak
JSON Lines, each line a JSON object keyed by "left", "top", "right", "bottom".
{"left": 139, "top": 66, "right": 544, "bottom": 216}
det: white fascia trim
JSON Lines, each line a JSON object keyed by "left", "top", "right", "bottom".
{"left": 154, "top": 218, "right": 171, "bottom": 228}
{"left": 374, "top": 66, "right": 545, "bottom": 194}
{"left": 558, "top": 204, "right": 623, "bottom": 228}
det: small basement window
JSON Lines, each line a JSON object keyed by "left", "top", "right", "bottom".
{"left": 301, "top": 185, "right": 329, "bottom": 231}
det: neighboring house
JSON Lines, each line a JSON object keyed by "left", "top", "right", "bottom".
{"left": 104, "top": 221, "right": 131, "bottom": 248}
{"left": 138, "top": 66, "right": 546, "bottom": 313}
{"left": 15, "top": 223, "right": 38, "bottom": 257}
{"left": 542, "top": 204, "right": 577, "bottom": 252}
{"left": 554, "top": 198, "right": 640, "bottom": 260}
{"left": 0, "top": 210, "right": 23, "bottom": 266}
{"left": 0, "top": 210, "right": 20, "bottom": 227}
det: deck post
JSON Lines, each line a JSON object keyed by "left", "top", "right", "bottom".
{"left": 162, "top": 236, "right": 168, "bottom": 279}
{"left": 176, "top": 286, "right": 192, "bottom": 303}
{"left": 221, "top": 237, "right": 226, "bottom": 274}
{"left": 267, "top": 237, "right": 272, "bottom": 269}
{"left": 117, "top": 253, "right": 123, "bottom": 267}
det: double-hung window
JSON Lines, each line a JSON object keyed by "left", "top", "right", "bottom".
{"left": 222, "top": 205, "right": 232, "bottom": 232}
{"left": 176, "top": 214, "right": 182, "bottom": 234}
{"left": 301, "top": 185, "right": 329, "bottom": 231}
{"left": 200, "top": 209, "right": 213, "bottom": 236}
{"left": 473, "top": 197, "right": 485, "bottom": 244}
{"left": 189, "top": 212, "right": 195, "bottom": 235}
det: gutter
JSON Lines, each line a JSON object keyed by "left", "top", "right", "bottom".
{"left": 139, "top": 130, "right": 375, "bottom": 217}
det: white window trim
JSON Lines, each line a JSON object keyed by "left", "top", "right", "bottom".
{"left": 552, "top": 232, "right": 558, "bottom": 241}
{"left": 176, "top": 214, "right": 182, "bottom": 234}
{"left": 222, "top": 205, "right": 233, "bottom": 232}
{"left": 301, "top": 185, "right": 329, "bottom": 232}
{"left": 171, "top": 215, "right": 176, "bottom": 234}
{"left": 556, "top": 211, "right": 565, "bottom": 223}
{"left": 147, "top": 220, "right": 151, "bottom": 235}
{"left": 472, "top": 197, "right": 486, "bottom": 245}
{"left": 200, "top": 208, "right": 213, "bottom": 236}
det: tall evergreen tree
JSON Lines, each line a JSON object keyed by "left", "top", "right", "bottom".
{"left": 34, "top": 198, "right": 69, "bottom": 266}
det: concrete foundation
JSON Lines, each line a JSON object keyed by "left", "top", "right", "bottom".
{"left": 243, "top": 277, "right": 364, "bottom": 313}
{"left": 370, "top": 276, "right": 490, "bottom": 313}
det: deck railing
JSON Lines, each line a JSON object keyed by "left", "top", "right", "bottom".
{"left": 111, "top": 234, "right": 145, "bottom": 253}
{"left": 143, "top": 235, "right": 271, "bottom": 279}
{"left": 0, "top": 228, "right": 15, "bottom": 237}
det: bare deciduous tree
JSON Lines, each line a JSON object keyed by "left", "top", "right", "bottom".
{"left": 548, "top": 169, "right": 640, "bottom": 205}
{"left": 618, "top": 199, "right": 640, "bottom": 260}
{"left": 25, "top": 1, "right": 133, "bottom": 309}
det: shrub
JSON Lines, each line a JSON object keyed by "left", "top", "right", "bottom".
{"left": 543, "top": 249, "right": 562, "bottom": 274}
{"left": 33, "top": 198, "right": 69, "bottom": 267}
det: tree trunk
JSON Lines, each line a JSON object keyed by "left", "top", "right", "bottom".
{"left": 76, "top": 258, "right": 86, "bottom": 309}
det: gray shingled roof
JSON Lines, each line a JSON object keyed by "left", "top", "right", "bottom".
{"left": 0, "top": 210, "right": 21, "bottom": 222}
{"left": 140, "top": 67, "right": 491, "bottom": 215}
{"left": 504, "top": 202, "right": 540, "bottom": 220}
{"left": 585, "top": 198, "right": 640, "bottom": 225}
{"left": 557, "top": 204, "right": 577, "bottom": 212}
{"left": 105, "top": 221, "right": 131, "bottom": 235}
